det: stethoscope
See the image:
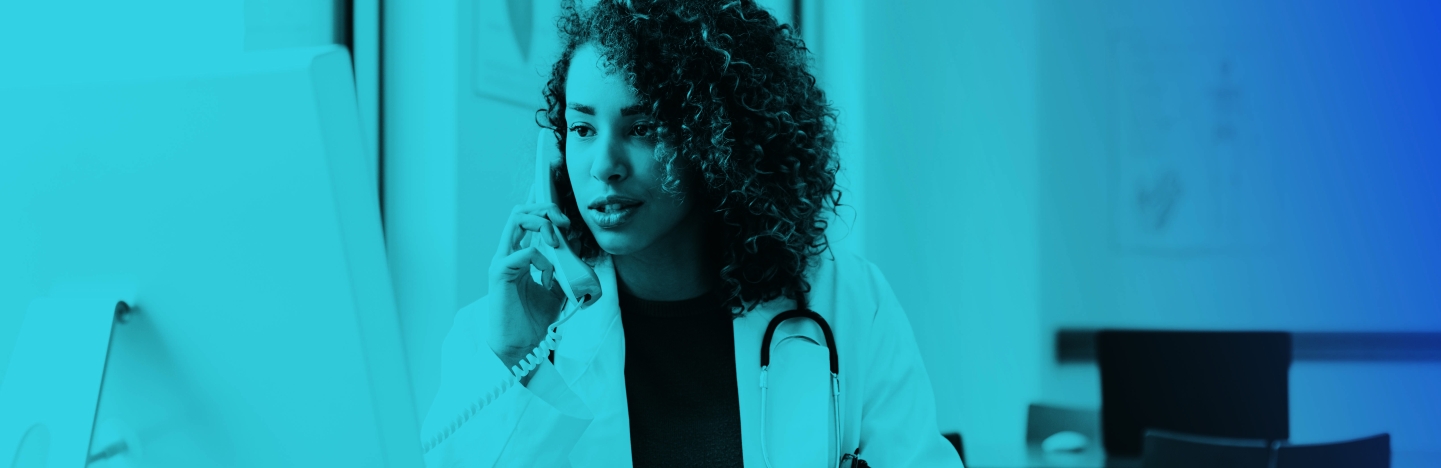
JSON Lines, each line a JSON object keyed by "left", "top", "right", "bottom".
{"left": 758, "top": 302, "right": 870, "bottom": 468}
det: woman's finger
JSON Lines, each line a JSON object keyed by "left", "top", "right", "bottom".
{"left": 495, "top": 203, "right": 571, "bottom": 259}
{"left": 544, "top": 206, "right": 572, "bottom": 230}
{"left": 513, "top": 202, "right": 563, "bottom": 215}
{"left": 516, "top": 203, "right": 572, "bottom": 230}
{"left": 498, "top": 205, "right": 541, "bottom": 256}
{"left": 497, "top": 208, "right": 522, "bottom": 256}
{"left": 508, "top": 214, "right": 558, "bottom": 252}
{"left": 491, "top": 245, "right": 555, "bottom": 285}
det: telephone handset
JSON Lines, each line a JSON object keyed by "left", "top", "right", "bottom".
{"left": 529, "top": 129, "right": 602, "bottom": 310}
{"left": 420, "top": 130, "right": 603, "bottom": 454}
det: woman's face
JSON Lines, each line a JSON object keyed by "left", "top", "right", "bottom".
{"left": 564, "top": 44, "right": 698, "bottom": 257}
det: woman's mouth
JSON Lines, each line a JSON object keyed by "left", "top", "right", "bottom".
{"left": 590, "top": 202, "right": 642, "bottom": 229}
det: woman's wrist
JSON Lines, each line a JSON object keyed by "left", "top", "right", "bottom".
{"left": 489, "top": 338, "right": 536, "bottom": 369}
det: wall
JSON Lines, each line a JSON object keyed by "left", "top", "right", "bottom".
{"left": 806, "top": 0, "right": 869, "bottom": 256}
{"left": 384, "top": 0, "right": 467, "bottom": 423}
{"left": 859, "top": 1, "right": 1043, "bottom": 463}
{"left": 1037, "top": 0, "right": 1441, "bottom": 453}
{"left": 840, "top": 0, "right": 1441, "bottom": 459}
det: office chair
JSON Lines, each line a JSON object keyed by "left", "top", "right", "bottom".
{"left": 1141, "top": 429, "right": 1272, "bottom": 468}
{"left": 1276, "top": 433, "right": 1390, "bottom": 468}
{"left": 1097, "top": 330, "right": 1292, "bottom": 456}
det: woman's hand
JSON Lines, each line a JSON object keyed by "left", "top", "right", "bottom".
{"left": 485, "top": 202, "right": 572, "bottom": 368}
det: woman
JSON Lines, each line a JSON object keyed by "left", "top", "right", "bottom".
{"left": 422, "top": 1, "right": 962, "bottom": 466}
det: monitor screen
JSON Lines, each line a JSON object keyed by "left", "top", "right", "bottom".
{"left": 0, "top": 46, "right": 420, "bottom": 467}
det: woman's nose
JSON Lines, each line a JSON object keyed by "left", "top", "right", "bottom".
{"left": 589, "top": 133, "right": 629, "bottom": 182}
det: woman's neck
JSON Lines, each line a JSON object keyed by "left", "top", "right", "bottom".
{"left": 613, "top": 209, "right": 716, "bottom": 301}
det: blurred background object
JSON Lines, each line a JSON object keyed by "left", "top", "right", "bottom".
{"left": 1140, "top": 430, "right": 1275, "bottom": 468}
{"left": 1139, "top": 430, "right": 1392, "bottom": 468}
{"left": 1096, "top": 331, "right": 1292, "bottom": 456}
{"left": 1275, "top": 433, "right": 1392, "bottom": 468}
{"left": 1027, "top": 404, "right": 1099, "bottom": 452}
{"left": 2, "top": 0, "right": 1439, "bottom": 466}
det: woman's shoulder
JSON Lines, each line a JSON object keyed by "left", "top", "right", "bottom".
{"left": 811, "top": 245, "right": 891, "bottom": 287}
{"left": 805, "top": 246, "right": 899, "bottom": 321}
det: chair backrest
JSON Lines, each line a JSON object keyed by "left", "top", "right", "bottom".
{"left": 1141, "top": 430, "right": 1273, "bottom": 468}
{"left": 1026, "top": 403, "right": 1100, "bottom": 444}
{"left": 1277, "top": 433, "right": 1390, "bottom": 468}
{"left": 1098, "top": 330, "right": 1292, "bottom": 456}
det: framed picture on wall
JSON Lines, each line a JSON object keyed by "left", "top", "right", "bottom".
{"left": 473, "top": 0, "right": 563, "bottom": 108}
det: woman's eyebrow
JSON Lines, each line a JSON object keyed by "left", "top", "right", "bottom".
{"left": 567, "top": 103, "right": 646, "bottom": 117}
{"left": 619, "top": 104, "right": 648, "bottom": 117}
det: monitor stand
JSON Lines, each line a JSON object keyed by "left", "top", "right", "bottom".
{"left": 0, "top": 291, "right": 132, "bottom": 467}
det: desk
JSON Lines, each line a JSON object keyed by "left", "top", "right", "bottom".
{"left": 966, "top": 446, "right": 1441, "bottom": 468}
{"left": 964, "top": 446, "right": 1132, "bottom": 468}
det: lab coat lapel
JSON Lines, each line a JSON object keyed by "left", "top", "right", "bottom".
{"left": 734, "top": 303, "right": 774, "bottom": 467}
{"left": 551, "top": 256, "right": 635, "bottom": 466}
{"left": 551, "top": 255, "right": 622, "bottom": 377}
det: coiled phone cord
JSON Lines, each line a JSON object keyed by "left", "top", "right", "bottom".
{"left": 421, "top": 299, "right": 581, "bottom": 454}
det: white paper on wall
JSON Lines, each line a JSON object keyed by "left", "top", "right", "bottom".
{"left": 1110, "top": 39, "right": 1278, "bottom": 254}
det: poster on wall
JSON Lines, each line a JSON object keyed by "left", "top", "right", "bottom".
{"left": 473, "top": 0, "right": 562, "bottom": 108}
{"left": 1110, "top": 39, "right": 1277, "bottom": 254}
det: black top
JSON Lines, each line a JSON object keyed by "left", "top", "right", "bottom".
{"left": 619, "top": 283, "right": 744, "bottom": 467}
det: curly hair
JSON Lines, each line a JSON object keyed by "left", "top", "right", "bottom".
{"left": 538, "top": 0, "right": 841, "bottom": 315}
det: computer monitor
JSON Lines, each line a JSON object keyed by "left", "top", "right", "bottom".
{"left": 1097, "top": 330, "right": 1292, "bottom": 456}
{"left": 0, "top": 46, "right": 421, "bottom": 467}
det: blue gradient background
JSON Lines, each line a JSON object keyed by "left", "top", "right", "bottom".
{"left": 860, "top": 1, "right": 1441, "bottom": 462}
{"left": 1, "top": 0, "right": 1438, "bottom": 465}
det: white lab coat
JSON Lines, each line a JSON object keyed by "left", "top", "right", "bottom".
{"left": 421, "top": 248, "right": 964, "bottom": 467}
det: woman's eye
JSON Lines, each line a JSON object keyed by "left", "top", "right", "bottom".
{"left": 630, "top": 123, "right": 657, "bottom": 138}
{"left": 568, "top": 125, "right": 594, "bottom": 138}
